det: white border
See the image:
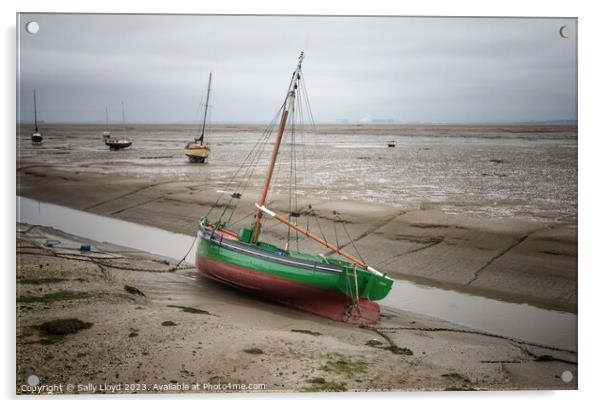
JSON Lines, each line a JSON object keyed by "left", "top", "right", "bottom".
{"left": 3, "top": 0, "right": 600, "bottom": 406}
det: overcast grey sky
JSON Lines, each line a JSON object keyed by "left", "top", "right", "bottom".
{"left": 17, "top": 14, "right": 577, "bottom": 124}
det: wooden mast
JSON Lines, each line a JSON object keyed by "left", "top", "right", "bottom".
{"left": 250, "top": 52, "right": 304, "bottom": 244}
{"left": 198, "top": 72, "right": 212, "bottom": 144}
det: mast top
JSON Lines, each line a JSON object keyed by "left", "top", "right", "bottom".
{"left": 198, "top": 72, "right": 212, "bottom": 144}
{"left": 250, "top": 52, "right": 305, "bottom": 243}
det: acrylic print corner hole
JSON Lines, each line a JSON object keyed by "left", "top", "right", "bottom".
{"left": 25, "top": 21, "right": 39, "bottom": 34}
{"left": 16, "top": 13, "right": 577, "bottom": 395}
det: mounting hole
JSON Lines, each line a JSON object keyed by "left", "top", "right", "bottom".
{"left": 25, "top": 21, "right": 40, "bottom": 34}
{"left": 26, "top": 374, "right": 40, "bottom": 387}
{"left": 561, "top": 370, "right": 573, "bottom": 383}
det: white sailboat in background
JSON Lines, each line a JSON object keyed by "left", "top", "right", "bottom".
{"left": 184, "top": 72, "right": 212, "bottom": 163}
{"left": 105, "top": 101, "right": 132, "bottom": 150}
{"left": 31, "top": 90, "right": 43, "bottom": 145}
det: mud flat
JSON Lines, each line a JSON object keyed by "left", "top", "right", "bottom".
{"left": 17, "top": 164, "right": 577, "bottom": 313}
{"left": 16, "top": 223, "right": 577, "bottom": 393}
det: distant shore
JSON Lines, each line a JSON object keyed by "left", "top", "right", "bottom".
{"left": 17, "top": 122, "right": 578, "bottom": 135}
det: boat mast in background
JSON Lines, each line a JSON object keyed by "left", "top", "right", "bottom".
{"left": 198, "top": 72, "right": 212, "bottom": 144}
{"left": 31, "top": 90, "right": 44, "bottom": 145}
{"left": 184, "top": 73, "right": 213, "bottom": 163}
{"left": 102, "top": 106, "right": 111, "bottom": 140}
{"left": 121, "top": 101, "right": 127, "bottom": 138}
{"left": 104, "top": 102, "right": 132, "bottom": 150}
{"left": 250, "top": 52, "right": 304, "bottom": 244}
{"left": 33, "top": 90, "right": 38, "bottom": 133}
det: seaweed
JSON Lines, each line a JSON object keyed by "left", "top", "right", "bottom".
{"left": 301, "top": 377, "right": 347, "bottom": 392}
{"left": 17, "top": 291, "right": 89, "bottom": 303}
{"left": 124, "top": 285, "right": 146, "bottom": 297}
{"left": 18, "top": 277, "right": 66, "bottom": 284}
{"left": 291, "top": 329, "right": 321, "bottom": 336}
{"left": 320, "top": 355, "right": 367, "bottom": 377}
{"left": 167, "top": 305, "right": 210, "bottom": 314}
{"left": 36, "top": 318, "right": 93, "bottom": 344}
{"left": 243, "top": 348, "right": 264, "bottom": 355}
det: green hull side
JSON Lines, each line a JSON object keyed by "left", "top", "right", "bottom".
{"left": 197, "top": 236, "right": 393, "bottom": 301}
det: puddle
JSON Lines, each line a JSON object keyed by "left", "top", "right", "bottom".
{"left": 17, "top": 196, "right": 576, "bottom": 350}
{"left": 381, "top": 281, "right": 576, "bottom": 350}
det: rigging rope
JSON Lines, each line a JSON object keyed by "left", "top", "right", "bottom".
{"left": 201, "top": 67, "right": 368, "bottom": 268}
{"left": 205, "top": 102, "right": 284, "bottom": 222}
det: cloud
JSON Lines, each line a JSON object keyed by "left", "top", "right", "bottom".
{"left": 17, "top": 14, "right": 577, "bottom": 123}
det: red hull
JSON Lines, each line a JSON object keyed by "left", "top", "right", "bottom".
{"left": 196, "top": 255, "right": 380, "bottom": 324}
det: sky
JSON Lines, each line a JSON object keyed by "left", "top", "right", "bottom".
{"left": 17, "top": 14, "right": 577, "bottom": 124}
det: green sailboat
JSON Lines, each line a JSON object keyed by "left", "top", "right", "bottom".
{"left": 195, "top": 52, "right": 393, "bottom": 324}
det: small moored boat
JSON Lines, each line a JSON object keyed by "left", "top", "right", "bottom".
{"left": 31, "top": 90, "right": 43, "bottom": 145}
{"left": 105, "top": 101, "right": 132, "bottom": 150}
{"left": 185, "top": 73, "right": 212, "bottom": 163}
{"left": 106, "top": 139, "right": 132, "bottom": 150}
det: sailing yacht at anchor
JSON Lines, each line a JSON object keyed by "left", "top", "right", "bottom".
{"left": 185, "top": 73, "right": 212, "bottom": 163}
{"left": 105, "top": 102, "right": 132, "bottom": 150}
{"left": 31, "top": 90, "right": 43, "bottom": 145}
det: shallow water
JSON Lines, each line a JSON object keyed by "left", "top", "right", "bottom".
{"left": 17, "top": 196, "right": 577, "bottom": 351}
{"left": 17, "top": 124, "right": 577, "bottom": 223}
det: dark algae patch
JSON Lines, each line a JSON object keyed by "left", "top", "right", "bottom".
{"left": 302, "top": 377, "right": 347, "bottom": 392}
{"left": 243, "top": 348, "right": 264, "bottom": 355}
{"left": 365, "top": 337, "right": 413, "bottom": 355}
{"left": 291, "top": 329, "right": 322, "bottom": 336}
{"left": 17, "top": 291, "right": 89, "bottom": 303}
{"left": 36, "top": 318, "right": 93, "bottom": 344}
{"left": 533, "top": 354, "right": 576, "bottom": 365}
{"left": 18, "top": 277, "right": 66, "bottom": 284}
{"left": 39, "top": 318, "right": 93, "bottom": 335}
{"left": 441, "top": 372, "right": 478, "bottom": 390}
{"left": 442, "top": 372, "right": 471, "bottom": 383}
{"left": 387, "top": 345, "right": 413, "bottom": 355}
{"left": 124, "top": 285, "right": 146, "bottom": 297}
{"left": 167, "top": 305, "right": 210, "bottom": 314}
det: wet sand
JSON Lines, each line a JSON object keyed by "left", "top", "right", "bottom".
{"left": 17, "top": 163, "right": 577, "bottom": 312}
{"left": 16, "top": 224, "right": 577, "bottom": 393}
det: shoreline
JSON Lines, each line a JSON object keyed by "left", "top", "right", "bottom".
{"left": 16, "top": 223, "right": 577, "bottom": 393}
{"left": 17, "top": 163, "right": 577, "bottom": 313}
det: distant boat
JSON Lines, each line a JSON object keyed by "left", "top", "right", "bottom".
{"left": 31, "top": 90, "right": 43, "bottom": 145}
{"left": 101, "top": 106, "right": 111, "bottom": 142}
{"left": 105, "top": 101, "right": 132, "bottom": 150}
{"left": 184, "top": 72, "right": 212, "bottom": 163}
{"left": 387, "top": 140, "right": 396, "bottom": 148}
